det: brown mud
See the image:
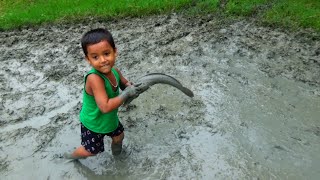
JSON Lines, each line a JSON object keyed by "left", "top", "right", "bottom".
{"left": 0, "top": 14, "right": 319, "bottom": 179}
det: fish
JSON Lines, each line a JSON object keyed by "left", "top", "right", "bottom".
{"left": 124, "top": 73, "right": 194, "bottom": 105}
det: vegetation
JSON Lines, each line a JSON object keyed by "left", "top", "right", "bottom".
{"left": 0, "top": 0, "right": 319, "bottom": 31}
{"left": 264, "top": 0, "right": 320, "bottom": 30}
{"left": 0, "top": 0, "right": 193, "bottom": 29}
{"left": 225, "top": 0, "right": 268, "bottom": 16}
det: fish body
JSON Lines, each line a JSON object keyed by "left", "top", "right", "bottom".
{"left": 124, "top": 73, "right": 194, "bottom": 104}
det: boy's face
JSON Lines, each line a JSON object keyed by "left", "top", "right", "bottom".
{"left": 85, "top": 40, "right": 117, "bottom": 74}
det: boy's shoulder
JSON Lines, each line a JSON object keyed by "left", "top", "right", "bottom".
{"left": 84, "top": 69, "right": 104, "bottom": 81}
{"left": 113, "top": 67, "right": 123, "bottom": 76}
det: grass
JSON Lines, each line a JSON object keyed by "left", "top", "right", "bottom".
{"left": 264, "top": 0, "right": 320, "bottom": 31}
{"left": 186, "top": 0, "right": 219, "bottom": 15}
{"left": 0, "top": 0, "right": 193, "bottom": 29}
{"left": 224, "top": 0, "right": 320, "bottom": 31}
{"left": 0, "top": 0, "right": 319, "bottom": 32}
{"left": 225, "top": 0, "right": 268, "bottom": 16}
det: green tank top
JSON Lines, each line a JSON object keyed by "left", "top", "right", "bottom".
{"left": 80, "top": 68, "right": 120, "bottom": 133}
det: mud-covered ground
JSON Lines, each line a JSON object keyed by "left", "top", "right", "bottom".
{"left": 0, "top": 14, "right": 319, "bottom": 179}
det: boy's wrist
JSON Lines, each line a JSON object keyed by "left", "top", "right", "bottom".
{"left": 119, "top": 93, "right": 128, "bottom": 102}
{"left": 119, "top": 85, "right": 139, "bottom": 103}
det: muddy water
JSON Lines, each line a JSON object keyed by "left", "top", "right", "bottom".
{"left": 0, "top": 14, "right": 319, "bottom": 179}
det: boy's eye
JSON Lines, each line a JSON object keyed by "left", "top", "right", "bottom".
{"left": 92, "top": 56, "right": 98, "bottom": 60}
{"left": 104, "top": 52, "right": 110, "bottom": 56}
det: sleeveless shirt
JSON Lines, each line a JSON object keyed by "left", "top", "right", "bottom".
{"left": 80, "top": 68, "right": 120, "bottom": 133}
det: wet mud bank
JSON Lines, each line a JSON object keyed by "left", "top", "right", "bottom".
{"left": 0, "top": 14, "right": 319, "bottom": 179}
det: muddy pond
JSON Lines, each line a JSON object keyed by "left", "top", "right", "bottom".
{"left": 0, "top": 14, "right": 319, "bottom": 179}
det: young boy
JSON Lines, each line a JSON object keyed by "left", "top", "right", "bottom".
{"left": 65, "top": 28, "right": 140, "bottom": 159}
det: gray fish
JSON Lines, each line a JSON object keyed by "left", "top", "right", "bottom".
{"left": 124, "top": 73, "right": 194, "bottom": 104}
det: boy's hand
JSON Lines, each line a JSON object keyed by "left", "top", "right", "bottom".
{"left": 122, "top": 82, "right": 149, "bottom": 105}
{"left": 134, "top": 82, "right": 149, "bottom": 93}
{"left": 119, "top": 85, "right": 140, "bottom": 101}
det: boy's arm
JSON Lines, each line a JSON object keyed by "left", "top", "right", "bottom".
{"left": 86, "top": 74, "right": 124, "bottom": 113}
{"left": 115, "top": 68, "right": 133, "bottom": 90}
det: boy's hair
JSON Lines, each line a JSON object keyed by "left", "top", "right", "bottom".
{"left": 81, "top": 28, "right": 116, "bottom": 56}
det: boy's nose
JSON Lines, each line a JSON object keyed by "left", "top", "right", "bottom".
{"left": 101, "top": 56, "right": 108, "bottom": 63}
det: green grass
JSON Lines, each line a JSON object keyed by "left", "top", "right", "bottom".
{"left": 186, "top": 0, "right": 219, "bottom": 15}
{"left": 224, "top": 0, "right": 320, "bottom": 31}
{"left": 225, "top": 0, "right": 268, "bottom": 16}
{"left": 0, "top": 0, "right": 193, "bottom": 29}
{"left": 0, "top": 0, "right": 319, "bottom": 32}
{"left": 264, "top": 0, "right": 320, "bottom": 31}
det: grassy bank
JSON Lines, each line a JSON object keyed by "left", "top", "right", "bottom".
{"left": 225, "top": 0, "right": 320, "bottom": 31}
{"left": 0, "top": 0, "right": 319, "bottom": 32}
{"left": 0, "top": 0, "right": 194, "bottom": 29}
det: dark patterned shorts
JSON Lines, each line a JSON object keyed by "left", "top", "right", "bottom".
{"left": 80, "top": 122, "right": 124, "bottom": 154}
